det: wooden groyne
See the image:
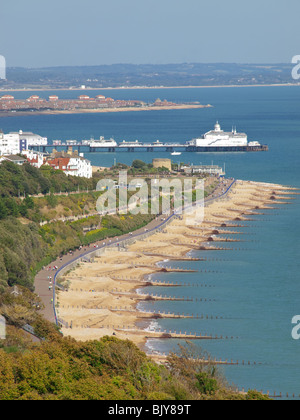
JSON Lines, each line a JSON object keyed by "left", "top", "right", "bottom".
{"left": 58, "top": 306, "right": 226, "bottom": 322}
{"left": 170, "top": 241, "right": 233, "bottom": 251}
{"left": 202, "top": 221, "right": 250, "bottom": 228}
{"left": 110, "top": 291, "right": 193, "bottom": 301}
{"left": 110, "top": 308, "right": 223, "bottom": 320}
{"left": 134, "top": 264, "right": 198, "bottom": 273}
{"left": 109, "top": 290, "right": 216, "bottom": 303}
{"left": 142, "top": 252, "right": 203, "bottom": 261}
{"left": 114, "top": 328, "right": 235, "bottom": 341}
{"left": 170, "top": 241, "right": 204, "bottom": 250}
{"left": 207, "top": 237, "right": 242, "bottom": 243}
{"left": 137, "top": 294, "right": 216, "bottom": 303}
{"left": 183, "top": 233, "right": 242, "bottom": 242}
{"left": 199, "top": 245, "right": 233, "bottom": 251}
{"left": 109, "top": 278, "right": 196, "bottom": 287}
{"left": 189, "top": 227, "right": 247, "bottom": 236}
{"left": 147, "top": 281, "right": 216, "bottom": 288}
{"left": 148, "top": 354, "right": 264, "bottom": 367}
{"left": 111, "top": 309, "right": 195, "bottom": 319}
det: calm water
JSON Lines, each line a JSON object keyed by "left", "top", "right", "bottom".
{"left": 1, "top": 86, "right": 300, "bottom": 397}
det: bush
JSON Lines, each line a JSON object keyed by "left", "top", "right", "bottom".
{"left": 0, "top": 334, "right": 269, "bottom": 400}
{"left": 195, "top": 372, "right": 218, "bottom": 395}
{"left": 132, "top": 159, "right": 146, "bottom": 169}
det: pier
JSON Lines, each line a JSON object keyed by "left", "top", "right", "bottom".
{"left": 29, "top": 142, "right": 188, "bottom": 154}
{"left": 29, "top": 141, "right": 268, "bottom": 154}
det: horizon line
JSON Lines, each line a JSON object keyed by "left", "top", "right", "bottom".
{"left": 4, "top": 61, "right": 293, "bottom": 70}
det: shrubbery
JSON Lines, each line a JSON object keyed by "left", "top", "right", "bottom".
{"left": 0, "top": 160, "right": 96, "bottom": 198}
{"left": 0, "top": 161, "right": 99, "bottom": 221}
{"left": 0, "top": 219, "right": 46, "bottom": 291}
{"left": 0, "top": 211, "right": 154, "bottom": 292}
{"left": 0, "top": 324, "right": 269, "bottom": 400}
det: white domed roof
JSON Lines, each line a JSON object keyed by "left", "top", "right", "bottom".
{"left": 214, "top": 121, "right": 221, "bottom": 132}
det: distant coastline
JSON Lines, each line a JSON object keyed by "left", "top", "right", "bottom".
{"left": 0, "top": 83, "right": 300, "bottom": 93}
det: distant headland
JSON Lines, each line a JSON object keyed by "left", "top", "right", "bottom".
{"left": 0, "top": 94, "right": 211, "bottom": 116}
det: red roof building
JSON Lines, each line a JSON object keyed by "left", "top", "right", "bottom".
{"left": 0, "top": 95, "right": 15, "bottom": 101}
{"left": 47, "top": 157, "right": 71, "bottom": 171}
{"left": 46, "top": 154, "right": 92, "bottom": 178}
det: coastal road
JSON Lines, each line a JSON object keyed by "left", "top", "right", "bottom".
{"left": 34, "top": 214, "right": 171, "bottom": 324}
{"left": 34, "top": 177, "right": 235, "bottom": 325}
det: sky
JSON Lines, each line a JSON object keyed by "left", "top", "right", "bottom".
{"left": 0, "top": 0, "right": 300, "bottom": 68}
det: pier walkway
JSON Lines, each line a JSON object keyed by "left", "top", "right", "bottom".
{"left": 29, "top": 142, "right": 268, "bottom": 154}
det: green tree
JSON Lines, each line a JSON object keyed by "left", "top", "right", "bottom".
{"left": 24, "top": 196, "right": 34, "bottom": 210}
{"left": 195, "top": 371, "right": 218, "bottom": 395}
{"left": 4, "top": 198, "right": 19, "bottom": 217}
{"left": 0, "top": 199, "right": 8, "bottom": 220}
{"left": 132, "top": 160, "right": 146, "bottom": 170}
{"left": 46, "top": 193, "right": 58, "bottom": 208}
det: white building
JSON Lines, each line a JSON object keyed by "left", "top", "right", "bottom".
{"left": 22, "top": 150, "right": 46, "bottom": 168}
{"left": 0, "top": 131, "right": 21, "bottom": 155}
{"left": 0, "top": 130, "right": 48, "bottom": 156}
{"left": 9, "top": 130, "right": 48, "bottom": 147}
{"left": 68, "top": 156, "right": 93, "bottom": 179}
{"left": 47, "top": 154, "right": 92, "bottom": 179}
{"left": 183, "top": 164, "right": 225, "bottom": 177}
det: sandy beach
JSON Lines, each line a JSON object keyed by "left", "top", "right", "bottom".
{"left": 56, "top": 180, "right": 297, "bottom": 348}
{"left": 0, "top": 104, "right": 211, "bottom": 118}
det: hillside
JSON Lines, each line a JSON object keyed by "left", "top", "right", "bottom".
{"left": 0, "top": 161, "right": 156, "bottom": 291}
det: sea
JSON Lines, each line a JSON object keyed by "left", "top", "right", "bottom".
{"left": 1, "top": 85, "right": 300, "bottom": 398}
